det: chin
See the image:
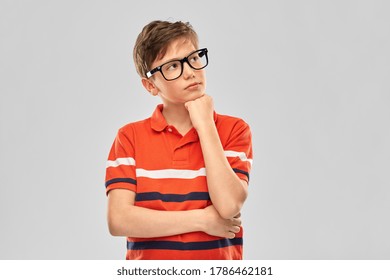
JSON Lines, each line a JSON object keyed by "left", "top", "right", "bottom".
{"left": 192, "top": 90, "right": 205, "bottom": 98}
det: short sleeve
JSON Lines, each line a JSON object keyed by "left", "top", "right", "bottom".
{"left": 105, "top": 127, "right": 137, "bottom": 195}
{"left": 224, "top": 120, "right": 253, "bottom": 183}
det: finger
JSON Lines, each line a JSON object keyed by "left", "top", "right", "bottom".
{"left": 184, "top": 101, "right": 191, "bottom": 110}
{"left": 232, "top": 218, "right": 242, "bottom": 227}
{"left": 226, "top": 232, "right": 236, "bottom": 239}
{"left": 229, "top": 226, "right": 241, "bottom": 234}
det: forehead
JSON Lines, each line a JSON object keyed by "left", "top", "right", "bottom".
{"left": 153, "top": 38, "right": 198, "bottom": 66}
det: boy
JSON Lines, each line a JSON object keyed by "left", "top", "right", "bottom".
{"left": 105, "top": 20, "right": 253, "bottom": 260}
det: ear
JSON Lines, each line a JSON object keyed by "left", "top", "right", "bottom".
{"left": 142, "top": 78, "right": 159, "bottom": 96}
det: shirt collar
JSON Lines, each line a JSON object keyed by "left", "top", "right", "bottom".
{"left": 150, "top": 104, "right": 218, "bottom": 132}
{"left": 151, "top": 104, "right": 168, "bottom": 132}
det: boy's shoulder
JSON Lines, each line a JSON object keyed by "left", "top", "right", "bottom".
{"left": 215, "top": 113, "right": 250, "bottom": 130}
{"left": 117, "top": 115, "right": 152, "bottom": 135}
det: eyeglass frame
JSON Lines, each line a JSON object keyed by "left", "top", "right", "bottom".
{"left": 145, "top": 48, "right": 208, "bottom": 81}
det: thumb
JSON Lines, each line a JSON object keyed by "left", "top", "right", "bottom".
{"left": 184, "top": 101, "right": 191, "bottom": 110}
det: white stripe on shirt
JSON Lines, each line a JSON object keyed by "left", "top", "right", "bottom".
{"left": 136, "top": 168, "right": 206, "bottom": 179}
{"left": 224, "top": 150, "right": 253, "bottom": 165}
{"left": 106, "top": 157, "right": 136, "bottom": 168}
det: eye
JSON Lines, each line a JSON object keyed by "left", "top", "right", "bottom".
{"left": 189, "top": 55, "right": 199, "bottom": 63}
{"left": 163, "top": 61, "right": 180, "bottom": 72}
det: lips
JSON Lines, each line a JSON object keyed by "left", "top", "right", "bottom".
{"left": 185, "top": 82, "right": 200, "bottom": 90}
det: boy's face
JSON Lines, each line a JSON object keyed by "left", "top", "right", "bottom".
{"left": 142, "top": 37, "right": 206, "bottom": 106}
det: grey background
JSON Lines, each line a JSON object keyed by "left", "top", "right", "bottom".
{"left": 0, "top": 0, "right": 389, "bottom": 259}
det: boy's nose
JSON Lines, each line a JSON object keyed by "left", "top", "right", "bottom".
{"left": 182, "top": 61, "right": 195, "bottom": 79}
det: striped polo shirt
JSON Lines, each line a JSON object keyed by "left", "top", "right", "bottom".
{"left": 105, "top": 104, "right": 253, "bottom": 260}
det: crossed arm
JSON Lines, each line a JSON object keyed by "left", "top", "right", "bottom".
{"left": 107, "top": 189, "right": 241, "bottom": 238}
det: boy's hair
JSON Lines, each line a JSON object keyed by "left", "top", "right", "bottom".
{"left": 133, "top": 20, "right": 199, "bottom": 78}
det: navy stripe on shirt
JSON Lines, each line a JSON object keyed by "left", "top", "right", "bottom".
{"left": 127, "top": 237, "right": 243, "bottom": 251}
{"left": 105, "top": 178, "right": 137, "bottom": 188}
{"left": 135, "top": 192, "right": 210, "bottom": 202}
{"left": 233, "top": 168, "right": 250, "bottom": 181}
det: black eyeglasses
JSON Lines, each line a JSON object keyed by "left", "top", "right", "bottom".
{"left": 146, "top": 48, "right": 208, "bottom": 81}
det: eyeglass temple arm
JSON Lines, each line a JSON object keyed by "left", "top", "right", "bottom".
{"left": 146, "top": 66, "right": 160, "bottom": 78}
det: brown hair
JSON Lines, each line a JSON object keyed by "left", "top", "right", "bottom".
{"left": 133, "top": 20, "right": 199, "bottom": 78}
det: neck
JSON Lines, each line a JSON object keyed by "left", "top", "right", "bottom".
{"left": 161, "top": 103, "right": 193, "bottom": 135}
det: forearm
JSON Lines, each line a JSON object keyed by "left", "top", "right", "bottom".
{"left": 184, "top": 94, "right": 248, "bottom": 219}
{"left": 198, "top": 124, "right": 248, "bottom": 219}
{"left": 108, "top": 203, "right": 204, "bottom": 238}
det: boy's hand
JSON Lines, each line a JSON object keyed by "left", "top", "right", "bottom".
{"left": 184, "top": 94, "right": 214, "bottom": 131}
{"left": 201, "top": 205, "right": 241, "bottom": 239}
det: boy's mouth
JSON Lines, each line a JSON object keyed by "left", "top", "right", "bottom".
{"left": 185, "top": 82, "right": 201, "bottom": 90}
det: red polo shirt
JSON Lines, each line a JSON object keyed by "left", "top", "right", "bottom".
{"left": 105, "top": 104, "right": 253, "bottom": 259}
